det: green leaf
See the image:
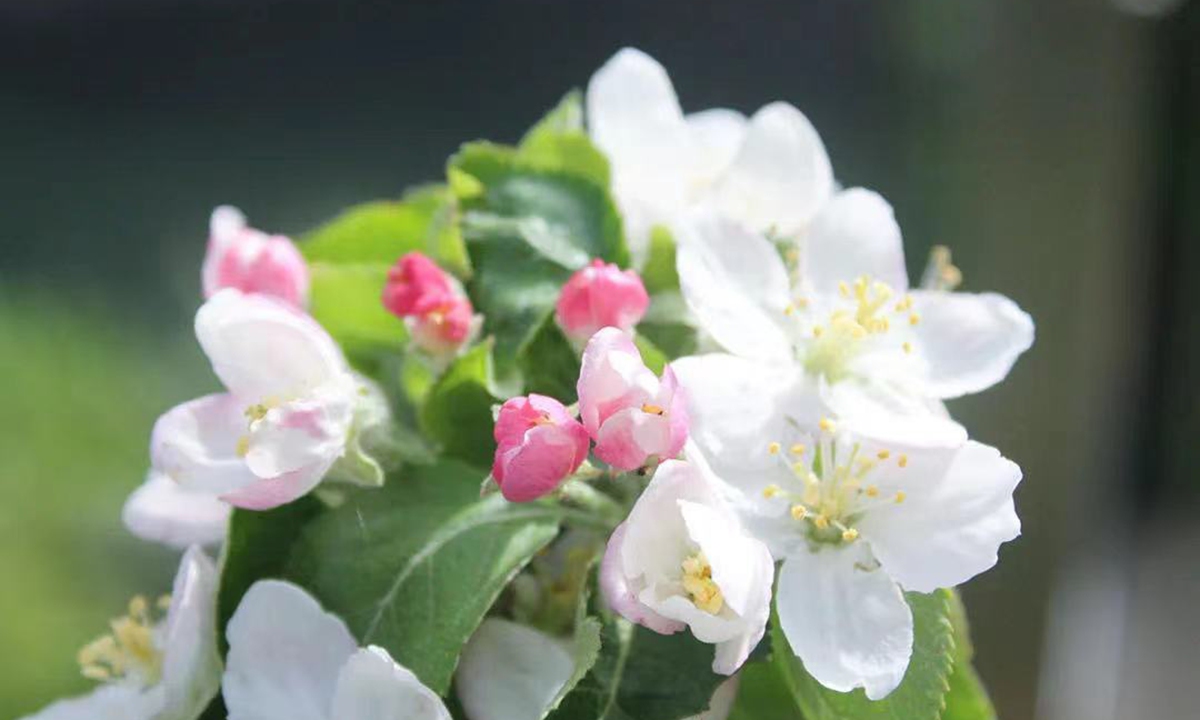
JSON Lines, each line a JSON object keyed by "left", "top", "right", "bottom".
{"left": 303, "top": 186, "right": 469, "bottom": 276}
{"left": 544, "top": 611, "right": 603, "bottom": 718}
{"left": 773, "top": 590, "right": 956, "bottom": 720}
{"left": 285, "top": 460, "right": 562, "bottom": 695}
{"left": 419, "top": 342, "right": 501, "bottom": 469}
{"left": 518, "top": 91, "right": 609, "bottom": 188}
{"left": 517, "top": 312, "right": 581, "bottom": 401}
{"left": 307, "top": 262, "right": 405, "bottom": 363}
{"left": 729, "top": 660, "right": 801, "bottom": 720}
{"left": 641, "top": 225, "right": 680, "bottom": 296}
{"left": 942, "top": 591, "right": 997, "bottom": 720}
{"left": 216, "top": 497, "right": 326, "bottom": 655}
{"left": 449, "top": 139, "right": 626, "bottom": 368}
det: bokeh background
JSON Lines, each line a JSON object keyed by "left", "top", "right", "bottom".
{"left": 1, "top": 0, "right": 1196, "bottom": 718}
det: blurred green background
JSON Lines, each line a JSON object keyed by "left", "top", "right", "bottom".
{"left": 1, "top": 1, "right": 1196, "bottom": 719}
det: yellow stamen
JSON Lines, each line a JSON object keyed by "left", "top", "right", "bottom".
{"left": 641, "top": 403, "right": 665, "bottom": 416}
{"left": 865, "top": 485, "right": 879, "bottom": 498}
{"left": 812, "top": 325, "right": 824, "bottom": 338}
{"left": 235, "top": 435, "right": 250, "bottom": 458}
{"left": 813, "top": 514, "right": 829, "bottom": 530}
{"left": 898, "top": 454, "right": 908, "bottom": 468}
{"left": 763, "top": 484, "right": 782, "bottom": 499}
{"left": 895, "top": 491, "right": 907, "bottom": 504}
{"left": 842, "top": 528, "right": 859, "bottom": 542}
{"left": 902, "top": 341, "right": 913, "bottom": 354}
{"left": 790, "top": 443, "right": 807, "bottom": 456}
{"left": 767, "top": 442, "right": 781, "bottom": 455}
{"left": 790, "top": 504, "right": 808, "bottom": 520}
{"left": 680, "top": 552, "right": 724, "bottom": 614}
{"left": 909, "top": 313, "right": 921, "bottom": 326}
{"left": 819, "top": 417, "right": 836, "bottom": 433}
{"left": 876, "top": 449, "right": 891, "bottom": 460}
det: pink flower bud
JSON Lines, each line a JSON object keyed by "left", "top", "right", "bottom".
{"left": 382, "top": 253, "right": 455, "bottom": 318}
{"left": 577, "top": 328, "right": 688, "bottom": 471}
{"left": 202, "top": 206, "right": 309, "bottom": 308}
{"left": 408, "top": 293, "right": 478, "bottom": 357}
{"left": 555, "top": 259, "right": 650, "bottom": 340}
{"left": 492, "top": 394, "right": 590, "bottom": 502}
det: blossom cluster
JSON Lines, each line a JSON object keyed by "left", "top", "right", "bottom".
{"left": 25, "top": 47, "right": 1032, "bottom": 720}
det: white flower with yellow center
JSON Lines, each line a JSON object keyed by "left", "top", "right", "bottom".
{"left": 20, "top": 546, "right": 221, "bottom": 720}
{"left": 599, "top": 459, "right": 775, "bottom": 675}
{"left": 670, "top": 359, "right": 1023, "bottom": 698}
{"left": 674, "top": 200, "right": 1034, "bottom": 432}
{"left": 587, "top": 47, "right": 834, "bottom": 263}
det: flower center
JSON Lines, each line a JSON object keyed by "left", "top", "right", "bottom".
{"left": 786, "top": 276, "right": 919, "bottom": 383}
{"left": 77, "top": 594, "right": 170, "bottom": 688}
{"left": 680, "top": 552, "right": 724, "bottom": 614}
{"left": 763, "top": 419, "right": 909, "bottom": 546}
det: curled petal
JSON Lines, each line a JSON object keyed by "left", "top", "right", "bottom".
{"left": 331, "top": 646, "right": 451, "bottom": 720}
{"left": 802, "top": 188, "right": 909, "bottom": 296}
{"left": 122, "top": 470, "right": 230, "bottom": 549}
{"left": 151, "top": 393, "right": 259, "bottom": 496}
{"left": 455, "top": 619, "right": 574, "bottom": 720}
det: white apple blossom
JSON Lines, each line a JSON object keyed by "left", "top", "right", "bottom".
{"left": 456, "top": 618, "right": 740, "bottom": 720}
{"left": 151, "top": 289, "right": 385, "bottom": 510}
{"left": 674, "top": 207, "right": 1034, "bottom": 432}
{"left": 586, "top": 47, "right": 834, "bottom": 262}
{"left": 601, "top": 459, "right": 774, "bottom": 675}
{"left": 122, "top": 470, "right": 230, "bottom": 549}
{"left": 223, "top": 579, "right": 451, "bottom": 720}
{"left": 20, "top": 546, "right": 221, "bottom": 720}
{"left": 673, "top": 355, "right": 1023, "bottom": 698}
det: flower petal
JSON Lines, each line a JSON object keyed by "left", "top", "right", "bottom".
{"left": 858, "top": 440, "right": 1022, "bottom": 594}
{"left": 776, "top": 548, "right": 913, "bottom": 700}
{"left": 196, "top": 289, "right": 347, "bottom": 401}
{"left": 675, "top": 213, "right": 794, "bottom": 363}
{"left": 601, "top": 522, "right": 687, "bottom": 635}
{"left": 331, "top": 646, "right": 451, "bottom": 720}
{"left": 17, "top": 685, "right": 164, "bottom": 720}
{"left": 224, "top": 580, "right": 358, "bottom": 720}
{"left": 709, "top": 101, "right": 834, "bottom": 235}
{"left": 217, "top": 458, "right": 336, "bottom": 512}
{"left": 455, "top": 619, "right": 574, "bottom": 720}
{"left": 158, "top": 546, "right": 222, "bottom": 720}
{"left": 686, "top": 108, "right": 747, "bottom": 187}
{"left": 577, "top": 327, "right": 657, "bottom": 436}
{"left": 122, "top": 470, "right": 230, "bottom": 549}
{"left": 151, "top": 393, "right": 259, "bottom": 496}
{"left": 803, "top": 188, "right": 908, "bottom": 295}
{"left": 909, "top": 290, "right": 1035, "bottom": 399}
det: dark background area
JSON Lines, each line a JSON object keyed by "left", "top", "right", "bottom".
{"left": 1, "top": 1, "right": 1196, "bottom": 718}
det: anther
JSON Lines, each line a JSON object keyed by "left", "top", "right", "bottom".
{"left": 902, "top": 342, "right": 913, "bottom": 354}
{"left": 767, "top": 442, "right": 781, "bottom": 455}
{"left": 909, "top": 313, "right": 921, "bottom": 326}
{"left": 876, "top": 449, "right": 890, "bottom": 460}
{"left": 842, "top": 528, "right": 859, "bottom": 542}
{"left": 819, "top": 417, "right": 836, "bottom": 433}
{"left": 763, "top": 484, "right": 782, "bottom": 499}
{"left": 812, "top": 326, "right": 824, "bottom": 338}
{"left": 641, "top": 403, "right": 665, "bottom": 416}
{"left": 895, "top": 491, "right": 907, "bottom": 504}
{"left": 813, "top": 514, "right": 829, "bottom": 530}
{"left": 790, "top": 504, "right": 808, "bottom": 520}
{"left": 866, "top": 485, "right": 879, "bottom": 497}
{"left": 898, "top": 454, "right": 908, "bottom": 468}
{"left": 790, "top": 443, "right": 806, "bottom": 456}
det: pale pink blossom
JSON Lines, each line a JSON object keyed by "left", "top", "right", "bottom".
{"left": 492, "top": 394, "right": 590, "bottom": 502}
{"left": 577, "top": 328, "right": 688, "bottom": 470}
{"left": 202, "top": 206, "right": 309, "bottom": 308}
{"left": 555, "top": 259, "right": 650, "bottom": 340}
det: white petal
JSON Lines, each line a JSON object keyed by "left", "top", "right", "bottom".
{"left": 151, "top": 393, "right": 260, "bottom": 496}
{"left": 859, "top": 440, "right": 1022, "bottom": 594}
{"left": 776, "top": 548, "right": 912, "bottom": 700}
{"left": 331, "top": 646, "right": 451, "bottom": 720}
{"left": 586, "top": 48, "right": 691, "bottom": 258}
{"left": 18, "top": 685, "right": 164, "bottom": 720}
{"left": 802, "top": 188, "right": 908, "bottom": 295}
{"left": 709, "top": 102, "right": 834, "bottom": 235}
{"left": 821, "top": 380, "right": 968, "bottom": 450}
{"left": 678, "top": 500, "right": 763, "bottom": 618}
{"left": 620, "top": 459, "right": 714, "bottom": 582}
{"left": 224, "top": 580, "right": 358, "bottom": 720}
{"left": 686, "top": 109, "right": 747, "bottom": 187}
{"left": 909, "top": 291, "right": 1035, "bottom": 398}
{"left": 196, "top": 289, "right": 347, "bottom": 401}
{"left": 672, "top": 355, "right": 820, "bottom": 499}
{"left": 675, "top": 214, "right": 794, "bottom": 362}
{"left": 158, "top": 546, "right": 222, "bottom": 720}
{"left": 455, "top": 619, "right": 573, "bottom": 720}
{"left": 122, "top": 471, "right": 230, "bottom": 549}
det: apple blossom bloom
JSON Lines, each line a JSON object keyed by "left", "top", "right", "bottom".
{"left": 555, "top": 259, "right": 650, "bottom": 340}
{"left": 223, "top": 580, "right": 450, "bottom": 720}
{"left": 122, "top": 470, "right": 230, "bottom": 549}
{"left": 673, "top": 356, "right": 1023, "bottom": 698}
{"left": 492, "top": 394, "right": 590, "bottom": 502}
{"left": 456, "top": 618, "right": 741, "bottom": 720}
{"left": 151, "top": 289, "right": 382, "bottom": 510}
{"left": 587, "top": 48, "right": 833, "bottom": 260}
{"left": 600, "top": 459, "right": 773, "bottom": 675}
{"left": 382, "top": 252, "right": 478, "bottom": 358}
{"left": 576, "top": 328, "right": 688, "bottom": 471}
{"left": 202, "top": 206, "right": 309, "bottom": 308}
{"left": 674, "top": 206, "right": 1034, "bottom": 433}
{"left": 19, "top": 547, "right": 221, "bottom": 720}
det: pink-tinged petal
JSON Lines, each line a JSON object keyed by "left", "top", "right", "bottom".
{"left": 122, "top": 470, "right": 230, "bottom": 549}
{"left": 382, "top": 253, "right": 455, "bottom": 317}
{"left": 555, "top": 260, "right": 650, "bottom": 340}
{"left": 600, "top": 523, "right": 686, "bottom": 635}
{"left": 151, "top": 393, "right": 259, "bottom": 496}
{"left": 218, "top": 460, "right": 334, "bottom": 511}
{"left": 491, "top": 394, "right": 589, "bottom": 501}
{"left": 593, "top": 408, "right": 667, "bottom": 470}
{"left": 202, "top": 206, "right": 308, "bottom": 307}
{"left": 577, "top": 327, "right": 657, "bottom": 436}
{"left": 659, "top": 365, "right": 690, "bottom": 459}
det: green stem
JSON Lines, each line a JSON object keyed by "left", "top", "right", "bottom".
{"left": 558, "top": 479, "right": 625, "bottom": 528}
